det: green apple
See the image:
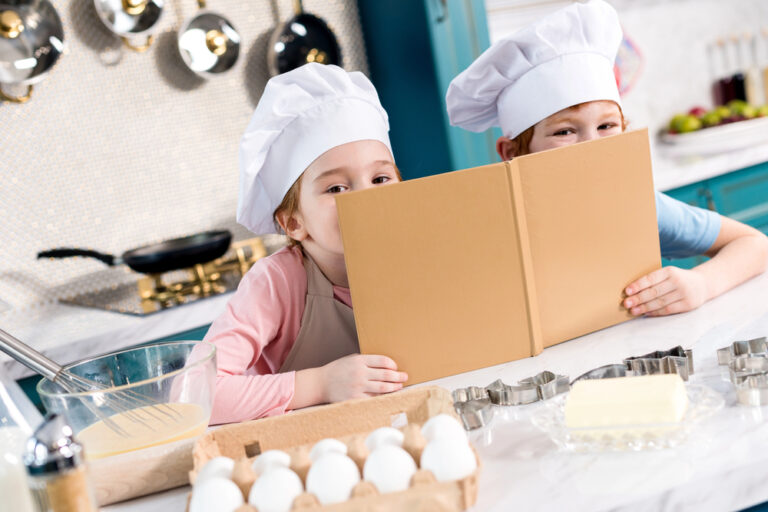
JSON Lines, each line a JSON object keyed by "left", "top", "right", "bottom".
{"left": 677, "top": 115, "right": 702, "bottom": 133}
{"left": 669, "top": 113, "right": 688, "bottom": 132}
{"left": 757, "top": 105, "right": 768, "bottom": 117}
{"left": 714, "top": 105, "right": 731, "bottom": 118}
{"left": 700, "top": 111, "right": 721, "bottom": 127}
{"left": 727, "top": 99, "right": 749, "bottom": 116}
{"left": 742, "top": 105, "right": 758, "bottom": 119}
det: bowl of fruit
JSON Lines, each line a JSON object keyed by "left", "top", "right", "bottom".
{"left": 659, "top": 100, "right": 768, "bottom": 156}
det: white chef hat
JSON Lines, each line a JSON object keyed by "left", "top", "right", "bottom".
{"left": 446, "top": 0, "right": 622, "bottom": 139}
{"left": 237, "top": 63, "right": 392, "bottom": 235}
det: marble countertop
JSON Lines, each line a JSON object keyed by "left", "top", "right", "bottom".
{"left": 103, "top": 270, "right": 768, "bottom": 512}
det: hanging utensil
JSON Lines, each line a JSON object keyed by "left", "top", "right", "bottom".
{"left": 0, "top": 0, "right": 64, "bottom": 103}
{"left": 177, "top": 0, "right": 239, "bottom": 77}
{"left": 37, "top": 230, "right": 232, "bottom": 274}
{"left": 93, "top": 0, "right": 164, "bottom": 52}
{"left": 267, "top": 0, "right": 341, "bottom": 76}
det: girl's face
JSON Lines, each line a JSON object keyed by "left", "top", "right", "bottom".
{"left": 288, "top": 139, "right": 398, "bottom": 258}
{"left": 497, "top": 100, "right": 624, "bottom": 160}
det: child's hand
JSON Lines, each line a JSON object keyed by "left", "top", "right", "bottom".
{"left": 623, "top": 267, "right": 708, "bottom": 317}
{"left": 320, "top": 354, "right": 408, "bottom": 403}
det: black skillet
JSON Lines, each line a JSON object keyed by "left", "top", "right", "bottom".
{"left": 37, "top": 230, "right": 232, "bottom": 274}
{"left": 267, "top": 0, "right": 342, "bottom": 76}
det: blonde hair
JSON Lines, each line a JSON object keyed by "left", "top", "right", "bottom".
{"left": 273, "top": 164, "right": 402, "bottom": 246}
{"left": 510, "top": 102, "right": 628, "bottom": 156}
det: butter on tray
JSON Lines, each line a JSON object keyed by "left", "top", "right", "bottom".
{"left": 565, "top": 374, "right": 688, "bottom": 429}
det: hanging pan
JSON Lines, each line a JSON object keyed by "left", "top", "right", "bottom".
{"left": 177, "top": 0, "right": 239, "bottom": 77}
{"left": 93, "top": 0, "right": 164, "bottom": 52}
{"left": 0, "top": 0, "right": 64, "bottom": 103}
{"left": 267, "top": 0, "right": 341, "bottom": 76}
{"left": 37, "top": 230, "right": 232, "bottom": 274}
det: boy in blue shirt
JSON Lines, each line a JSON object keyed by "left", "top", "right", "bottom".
{"left": 446, "top": 0, "right": 768, "bottom": 316}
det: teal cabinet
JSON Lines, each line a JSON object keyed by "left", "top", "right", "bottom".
{"left": 662, "top": 161, "right": 768, "bottom": 269}
{"left": 358, "top": 0, "right": 497, "bottom": 179}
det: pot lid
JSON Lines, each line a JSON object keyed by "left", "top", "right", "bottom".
{"left": 0, "top": 1, "right": 64, "bottom": 85}
{"left": 93, "top": 0, "right": 164, "bottom": 36}
{"left": 178, "top": 10, "right": 239, "bottom": 76}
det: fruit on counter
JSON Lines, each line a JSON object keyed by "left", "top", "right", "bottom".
{"left": 666, "top": 100, "right": 768, "bottom": 134}
{"left": 668, "top": 114, "right": 701, "bottom": 133}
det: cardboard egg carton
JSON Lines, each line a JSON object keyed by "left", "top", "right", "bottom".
{"left": 190, "top": 386, "right": 479, "bottom": 511}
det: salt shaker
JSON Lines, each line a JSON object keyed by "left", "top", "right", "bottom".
{"left": 23, "top": 414, "right": 97, "bottom": 512}
{"left": 0, "top": 374, "right": 42, "bottom": 512}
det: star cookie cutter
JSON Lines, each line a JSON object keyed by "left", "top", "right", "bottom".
{"left": 727, "top": 354, "right": 768, "bottom": 406}
{"left": 717, "top": 337, "right": 768, "bottom": 365}
{"left": 622, "top": 346, "right": 694, "bottom": 381}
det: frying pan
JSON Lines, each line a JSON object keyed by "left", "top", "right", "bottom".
{"left": 267, "top": 0, "right": 341, "bottom": 76}
{"left": 37, "top": 230, "right": 232, "bottom": 274}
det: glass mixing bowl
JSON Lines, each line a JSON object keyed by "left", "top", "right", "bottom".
{"left": 37, "top": 341, "right": 216, "bottom": 459}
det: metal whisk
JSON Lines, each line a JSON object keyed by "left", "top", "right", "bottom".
{"left": 0, "top": 327, "right": 181, "bottom": 436}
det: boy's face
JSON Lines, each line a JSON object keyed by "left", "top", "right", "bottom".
{"left": 497, "top": 100, "right": 624, "bottom": 160}
{"left": 290, "top": 140, "right": 398, "bottom": 258}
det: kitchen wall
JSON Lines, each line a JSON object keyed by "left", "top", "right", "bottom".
{"left": 1, "top": 0, "right": 368, "bottom": 313}
{"left": 485, "top": 0, "right": 768, "bottom": 135}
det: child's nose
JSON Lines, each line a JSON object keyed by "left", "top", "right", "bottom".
{"left": 578, "top": 129, "right": 600, "bottom": 143}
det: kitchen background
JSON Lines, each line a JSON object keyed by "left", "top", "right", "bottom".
{"left": 2, "top": 0, "right": 768, "bottom": 343}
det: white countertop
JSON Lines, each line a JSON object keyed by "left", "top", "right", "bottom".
{"left": 102, "top": 270, "right": 768, "bottom": 512}
{"left": 652, "top": 140, "right": 768, "bottom": 191}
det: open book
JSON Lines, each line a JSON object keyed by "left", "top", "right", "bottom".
{"left": 336, "top": 129, "right": 661, "bottom": 384}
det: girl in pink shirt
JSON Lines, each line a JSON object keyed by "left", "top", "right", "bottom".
{"left": 205, "top": 64, "right": 408, "bottom": 424}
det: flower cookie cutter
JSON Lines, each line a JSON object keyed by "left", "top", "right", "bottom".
{"left": 451, "top": 371, "right": 569, "bottom": 430}
{"left": 727, "top": 354, "right": 768, "bottom": 406}
{"left": 716, "top": 337, "right": 768, "bottom": 365}
{"left": 572, "top": 346, "right": 694, "bottom": 383}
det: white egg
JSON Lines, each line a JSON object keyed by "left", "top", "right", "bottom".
{"left": 195, "top": 456, "right": 235, "bottom": 485}
{"left": 363, "top": 445, "right": 417, "bottom": 493}
{"left": 251, "top": 449, "right": 292, "bottom": 474}
{"left": 306, "top": 452, "right": 361, "bottom": 504}
{"left": 421, "top": 414, "right": 467, "bottom": 443}
{"left": 365, "top": 427, "right": 404, "bottom": 452}
{"left": 190, "top": 477, "right": 244, "bottom": 512}
{"left": 420, "top": 438, "right": 477, "bottom": 482}
{"left": 309, "top": 438, "right": 348, "bottom": 462}
{"left": 248, "top": 466, "right": 304, "bottom": 512}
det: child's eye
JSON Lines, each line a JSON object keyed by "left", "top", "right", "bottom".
{"left": 598, "top": 123, "right": 618, "bottom": 130}
{"left": 552, "top": 128, "right": 574, "bottom": 136}
{"left": 326, "top": 185, "right": 347, "bottom": 194}
{"left": 372, "top": 175, "right": 391, "bottom": 185}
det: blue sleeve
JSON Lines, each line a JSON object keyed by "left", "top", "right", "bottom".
{"left": 656, "top": 191, "right": 721, "bottom": 260}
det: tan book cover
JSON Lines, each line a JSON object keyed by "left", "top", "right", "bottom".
{"left": 336, "top": 129, "right": 661, "bottom": 384}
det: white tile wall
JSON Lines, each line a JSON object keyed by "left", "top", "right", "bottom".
{"left": 1, "top": 0, "right": 368, "bottom": 312}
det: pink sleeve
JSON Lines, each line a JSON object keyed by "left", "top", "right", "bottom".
{"left": 204, "top": 250, "right": 306, "bottom": 424}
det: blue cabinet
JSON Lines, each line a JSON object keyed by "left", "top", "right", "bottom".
{"left": 358, "top": 0, "right": 497, "bottom": 179}
{"left": 662, "top": 161, "right": 768, "bottom": 269}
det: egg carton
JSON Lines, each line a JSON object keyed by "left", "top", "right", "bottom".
{"left": 189, "top": 386, "right": 479, "bottom": 512}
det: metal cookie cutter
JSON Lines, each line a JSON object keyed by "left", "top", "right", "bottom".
{"left": 728, "top": 355, "right": 768, "bottom": 406}
{"left": 451, "top": 388, "right": 494, "bottom": 430}
{"left": 717, "top": 337, "right": 768, "bottom": 365}
{"left": 451, "top": 371, "right": 569, "bottom": 430}
{"left": 622, "top": 346, "right": 694, "bottom": 381}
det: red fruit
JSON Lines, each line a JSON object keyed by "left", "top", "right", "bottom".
{"left": 688, "top": 106, "right": 707, "bottom": 117}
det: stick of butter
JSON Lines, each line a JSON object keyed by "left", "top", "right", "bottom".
{"left": 565, "top": 374, "right": 688, "bottom": 429}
